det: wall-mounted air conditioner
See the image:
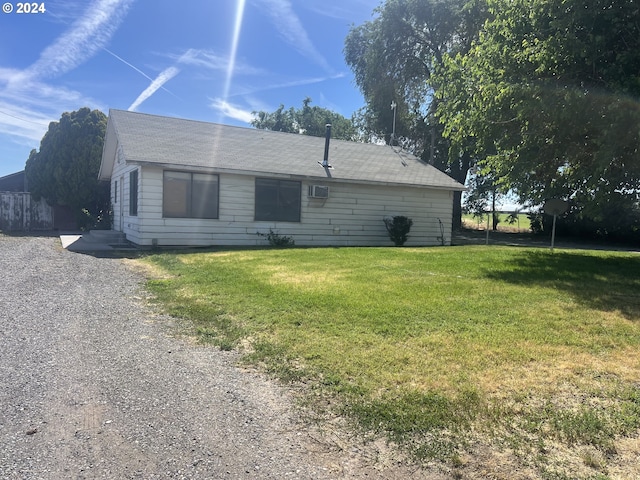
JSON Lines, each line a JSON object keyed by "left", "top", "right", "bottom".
{"left": 308, "top": 185, "right": 329, "bottom": 198}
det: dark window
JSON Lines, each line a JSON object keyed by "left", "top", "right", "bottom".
{"left": 114, "top": 180, "right": 118, "bottom": 204}
{"left": 163, "top": 171, "right": 219, "bottom": 219}
{"left": 129, "top": 170, "right": 138, "bottom": 216}
{"left": 255, "top": 178, "right": 301, "bottom": 222}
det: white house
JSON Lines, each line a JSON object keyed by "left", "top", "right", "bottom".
{"left": 97, "top": 110, "right": 465, "bottom": 247}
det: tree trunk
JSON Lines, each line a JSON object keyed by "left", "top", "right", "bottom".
{"left": 449, "top": 152, "right": 472, "bottom": 231}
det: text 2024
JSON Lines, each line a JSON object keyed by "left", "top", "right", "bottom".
{"left": 16, "top": 2, "right": 46, "bottom": 13}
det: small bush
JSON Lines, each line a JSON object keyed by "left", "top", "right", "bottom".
{"left": 384, "top": 216, "right": 413, "bottom": 246}
{"left": 79, "top": 206, "right": 113, "bottom": 231}
{"left": 257, "top": 229, "right": 295, "bottom": 247}
{"left": 528, "top": 211, "right": 544, "bottom": 234}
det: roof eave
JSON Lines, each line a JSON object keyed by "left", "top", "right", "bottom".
{"left": 126, "top": 159, "right": 466, "bottom": 190}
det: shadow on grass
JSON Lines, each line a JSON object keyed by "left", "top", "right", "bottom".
{"left": 482, "top": 250, "right": 640, "bottom": 320}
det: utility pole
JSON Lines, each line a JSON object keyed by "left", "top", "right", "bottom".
{"left": 390, "top": 101, "right": 397, "bottom": 146}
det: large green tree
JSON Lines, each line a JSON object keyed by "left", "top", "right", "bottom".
{"left": 344, "top": 0, "right": 488, "bottom": 227}
{"left": 251, "top": 97, "right": 357, "bottom": 141}
{"left": 26, "top": 108, "right": 109, "bottom": 227}
{"left": 436, "top": 0, "right": 640, "bottom": 238}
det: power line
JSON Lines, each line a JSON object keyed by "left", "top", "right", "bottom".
{"left": 0, "top": 109, "right": 50, "bottom": 126}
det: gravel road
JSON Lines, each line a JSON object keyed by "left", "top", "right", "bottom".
{"left": 0, "top": 235, "right": 439, "bottom": 479}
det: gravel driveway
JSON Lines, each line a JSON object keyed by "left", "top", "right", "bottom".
{"left": 0, "top": 235, "right": 437, "bottom": 479}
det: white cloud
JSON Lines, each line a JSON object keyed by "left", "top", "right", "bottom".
{"left": 128, "top": 66, "right": 180, "bottom": 112}
{"left": 170, "top": 49, "right": 265, "bottom": 76}
{"left": 0, "top": 103, "right": 51, "bottom": 143}
{"left": 16, "top": 0, "right": 133, "bottom": 84}
{"left": 0, "top": 0, "right": 131, "bottom": 174}
{"left": 228, "top": 72, "right": 345, "bottom": 97}
{"left": 210, "top": 98, "right": 255, "bottom": 123}
{"left": 173, "top": 49, "right": 227, "bottom": 70}
{"left": 254, "top": 0, "right": 333, "bottom": 72}
{"left": 0, "top": 76, "right": 104, "bottom": 144}
{"left": 0, "top": 0, "right": 131, "bottom": 142}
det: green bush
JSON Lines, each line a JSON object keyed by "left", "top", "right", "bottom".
{"left": 384, "top": 215, "right": 413, "bottom": 246}
{"left": 528, "top": 211, "right": 544, "bottom": 234}
{"left": 79, "top": 205, "right": 113, "bottom": 231}
{"left": 257, "top": 229, "right": 295, "bottom": 247}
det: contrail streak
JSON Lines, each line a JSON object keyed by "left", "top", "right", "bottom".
{"left": 128, "top": 66, "right": 180, "bottom": 111}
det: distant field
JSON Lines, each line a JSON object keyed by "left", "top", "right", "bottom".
{"left": 142, "top": 245, "right": 640, "bottom": 478}
{"left": 462, "top": 212, "right": 532, "bottom": 232}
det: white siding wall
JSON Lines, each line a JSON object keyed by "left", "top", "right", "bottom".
{"left": 129, "top": 166, "right": 454, "bottom": 247}
{"left": 110, "top": 148, "right": 141, "bottom": 242}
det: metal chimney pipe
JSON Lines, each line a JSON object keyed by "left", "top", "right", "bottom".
{"left": 322, "top": 124, "right": 332, "bottom": 167}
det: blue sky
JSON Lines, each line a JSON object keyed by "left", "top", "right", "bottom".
{"left": 0, "top": 0, "right": 382, "bottom": 177}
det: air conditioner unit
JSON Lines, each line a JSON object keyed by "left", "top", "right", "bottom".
{"left": 308, "top": 185, "right": 329, "bottom": 198}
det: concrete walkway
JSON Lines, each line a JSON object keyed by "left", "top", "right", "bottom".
{"left": 60, "top": 230, "right": 136, "bottom": 254}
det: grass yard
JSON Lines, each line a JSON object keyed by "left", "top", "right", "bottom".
{"left": 463, "top": 212, "right": 532, "bottom": 232}
{"left": 142, "top": 245, "right": 640, "bottom": 479}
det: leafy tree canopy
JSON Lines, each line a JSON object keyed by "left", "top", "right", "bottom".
{"left": 344, "top": 0, "right": 488, "bottom": 227}
{"left": 345, "top": 0, "right": 485, "bottom": 139}
{"left": 25, "top": 107, "right": 109, "bottom": 224}
{"left": 251, "top": 97, "right": 357, "bottom": 141}
{"left": 436, "top": 0, "right": 640, "bottom": 237}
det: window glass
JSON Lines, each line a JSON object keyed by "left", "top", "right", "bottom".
{"left": 255, "top": 178, "right": 279, "bottom": 221}
{"left": 255, "top": 178, "right": 301, "bottom": 222}
{"left": 129, "top": 170, "right": 138, "bottom": 216}
{"left": 163, "top": 171, "right": 218, "bottom": 219}
{"left": 192, "top": 173, "right": 219, "bottom": 219}
{"left": 163, "top": 171, "right": 190, "bottom": 217}
{"left": 278, "top": 180, "right": 302, "bottom": 222}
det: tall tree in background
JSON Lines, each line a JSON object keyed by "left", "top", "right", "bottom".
{"left": 437, "top": 0, "right": 640, "bottom": 239}
{"left": 251, "top": 98, "right": 357, "bottom": 141}
{"left": 251, "top": 104, "right": 297, "bottom": 134}
{"left": 344, "top": 0, "right": 488, "bottom": 228}
{"left": 26, "top": 108, "right": 109, "bottom": 227}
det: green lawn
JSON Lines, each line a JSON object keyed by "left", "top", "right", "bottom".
{"left": 463, "top": 212, "right": 532, "bottom": 231}
{"left": 141, "top": 245, "right": 640, "bottom": 478}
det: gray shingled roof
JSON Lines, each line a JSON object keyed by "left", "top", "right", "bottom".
{"left": 102, "top": 109, "right": 465, "bottom": 191}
